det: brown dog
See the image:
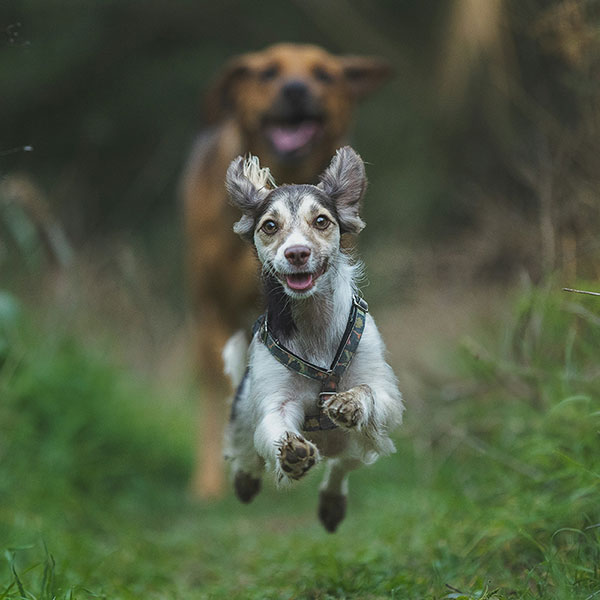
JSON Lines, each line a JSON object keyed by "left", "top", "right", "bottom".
{"left": 181, "top": 43, "right": 391, "bottom": 499}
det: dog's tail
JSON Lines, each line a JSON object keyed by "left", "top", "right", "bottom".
{"left": 222, "top": 330, "right": 249, "bottom": 389}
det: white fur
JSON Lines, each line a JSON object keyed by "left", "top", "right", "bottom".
{"left": 222, "top": 330, "right": 248, "bottom": 389}
{"left": 242, "top": 155, "right": 276, "bottom": 190}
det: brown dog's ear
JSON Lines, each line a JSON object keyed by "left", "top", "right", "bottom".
{"left": 226, "top": 155, "right": 275, "bottom": 239}
{"left": 204, "top": 56, "right": 250, "bottom": 123}
{"left": 340, "top": 56, "right": 393, "bottom": 100}
{"left": 318, "top": 146, "right": 367, "bottom": 235}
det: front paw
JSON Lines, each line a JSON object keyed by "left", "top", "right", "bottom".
{"left": 321, "top": 384, "right": 371, "bottom": 429}
{"left": 277, "top": 432, "right": 318, "bottom": 481}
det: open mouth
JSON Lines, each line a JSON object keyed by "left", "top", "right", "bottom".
{"left": 279, "top": 262, "right": 327, "bottom": 293}
{"left": 264, "top": 117, "right": 324, "bottom": 157}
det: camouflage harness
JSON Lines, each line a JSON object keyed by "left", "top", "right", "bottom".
{"left": 253, "top": 294, "right": 368, "bottom": 432}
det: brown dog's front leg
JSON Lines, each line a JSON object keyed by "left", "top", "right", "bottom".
{"left": 191, "top": 378, "right": 229, "bottom": 500}
{"left": 190, "top": 314, "right": 232, "bottom": 500}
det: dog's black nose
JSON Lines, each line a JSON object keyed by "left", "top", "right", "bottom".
{"left": 281, "top": 80, "right": 309, "bottom": 104}
{"left": 284, "top": 245, "right": 311, "bottom": 266}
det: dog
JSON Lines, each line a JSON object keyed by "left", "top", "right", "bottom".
{"left": 181, "top": 43, "right": 392, "bottom": 499}
{"left": 222, "top": 147, "right": 403, "bottom": 532}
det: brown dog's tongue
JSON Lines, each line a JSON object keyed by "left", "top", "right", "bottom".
{"left": 268, "top": 122, "right": 319, "bottom": 153}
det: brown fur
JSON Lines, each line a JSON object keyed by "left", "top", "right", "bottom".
{"left": 181, "top": 43, "right": 391, "bottom": 499}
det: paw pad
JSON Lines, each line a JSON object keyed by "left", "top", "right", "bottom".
{"left": 322, "top": 391, "right": 363, "bottom": 428}
{"left": 278, "top": 433, "right": 317, "bottom": 480}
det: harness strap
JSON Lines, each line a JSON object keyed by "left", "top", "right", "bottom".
{"left": 254, "top": 294, "right": 368, "bottom": 431}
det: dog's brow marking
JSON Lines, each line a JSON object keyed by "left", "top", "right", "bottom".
{"left": 308, "top": 200, "right": 326, "bottom": 217}
{"left": 260, "top": 207, "right": 281, "bottom": 225}
{"left": 282, "top": 189, "right": 301, "bottom": 216}
{"left": 273, "top": 200, "right": 291, "bottom": 222}
{"left": 256, "top": 194, "right": 290, "bottom": 226}
{"left": 259, "top": 201, "right": 293, "bottom": 235}
{"left": 296, "top": 197, "right": 311, "bottom": 220}
{"left": 291, "top": 193, "right": 313, "bottom": 216}
{"left": 298, "top": 198, "right": 333, "bottom": 226}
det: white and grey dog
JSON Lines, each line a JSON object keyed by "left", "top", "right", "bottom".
{"left": 222, "top": 146, "right": 403, "bottom": 532}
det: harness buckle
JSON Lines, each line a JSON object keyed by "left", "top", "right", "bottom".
{"left": 318, "top": 390, "right": 336, "bottom": 408}
{"left": 353, "top": 294, "right": 369, "bottom": 312}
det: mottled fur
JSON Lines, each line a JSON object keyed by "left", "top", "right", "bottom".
{"left": 223, "top": 147, "right": 404, "bottom": 532}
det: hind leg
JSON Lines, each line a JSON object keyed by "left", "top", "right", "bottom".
{"left": 228, "top": 437, "right": 264, "bottom": 504}
{"left": 224, "top": 379, "right": 265, "bottom": 504}
{"left": 318, "top": 458, "right": 361, "bottom": 532}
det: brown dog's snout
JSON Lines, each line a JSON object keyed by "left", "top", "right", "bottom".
{"left": 285, "top": 245, "right": 311, "bottom": 267}
{"left": 282, "top": 80, "right": 310, "bottom": 105}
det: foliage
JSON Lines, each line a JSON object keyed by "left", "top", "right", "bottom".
{"left": 0, "top": 301, "right": 193, "bottom": 512}
{"left": 0, "top": 285, "right": 599, "bottom": 598}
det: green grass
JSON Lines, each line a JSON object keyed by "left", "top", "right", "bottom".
{"left": 0, "top": 284, "right": 599, "bottom": 599}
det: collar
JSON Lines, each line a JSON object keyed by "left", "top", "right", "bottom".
{"left": 253, "top": 294, "right": 368, "bottom": 431}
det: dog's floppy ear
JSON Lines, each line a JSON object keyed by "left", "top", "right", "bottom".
{"left": 340, "top": 55, "right": 393, "bottom": 100}
{"left": 226, "top": 155, "right": 275, "bottom": 239}
{"left": 318, "top": 146, "right": 367, "bottom": 235}
{"left": 204, "top": 56, "right": 250, "bottom": 123}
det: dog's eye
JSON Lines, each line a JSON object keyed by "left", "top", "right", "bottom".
{"left": 260, "top": 65, "right": 279, "bottom": 81}
{"left": 261, "top": 219, "right": 278, "bottom": 234}
{"left": 313, "top": 215, "right": 331, "bottom": 230}
{"left": 313, "top": 66, "right": 333, "bottom": 84}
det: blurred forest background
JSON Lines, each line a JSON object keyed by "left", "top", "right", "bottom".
{"left": 2, "top": 0, "right": 600, "bottom": 375}
{"left": 1, "top": 1, "right": 600, "bottom": 599}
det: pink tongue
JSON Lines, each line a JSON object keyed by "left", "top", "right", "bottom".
{"left": 286, "top": 273, "right": 313, "bottom": 291}
{"left": 268, "top": 122, "right": 319, "bottom": 153}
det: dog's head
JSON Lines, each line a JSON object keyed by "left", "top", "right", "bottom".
{"left": 207, "top": 44, "right": 390, "bottom": 175}
{"left": 226, "top": 146, "right": 366, "bottom": 298}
